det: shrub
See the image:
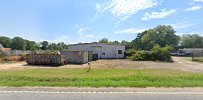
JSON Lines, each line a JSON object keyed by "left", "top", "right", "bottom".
{"left": 0, "top": 54, "right": 6, "bottom": 58}
{"left": 19, "top": 54, "right": 26, "bottom": 61}
{"left": 127, "top": 45, "right": 172, "bottom": 62}
{"left": 2, "top": 57, "right": 12, "bottom": 61}
{"left": 129, "top": 51, "right": 151, "bottom": 61}
{"left": 125, "top": 49, "right": 137, "bottom": 57}
{"left": 151, "top": 45, "right": 171, "bottom": 61}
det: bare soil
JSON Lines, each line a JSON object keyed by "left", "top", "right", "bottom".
{"left": 0, "top": 57, "right": 203, "bottom": 73}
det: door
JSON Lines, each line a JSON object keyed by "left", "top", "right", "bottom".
{"left": 91, "top": 46, "right": 102, "bottom": 58}
{"left": 92, "top": 54, "right": 98, "bottom": 61}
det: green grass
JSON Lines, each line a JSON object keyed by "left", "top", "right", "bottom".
{"left": 0, "top": 68, "right": 203, "bottom": 87}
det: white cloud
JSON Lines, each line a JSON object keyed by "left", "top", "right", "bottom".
{"left": 114, "top": 28, "right": 147, "bottom": 34}
{"left": 91, "top": 3, "right": 103, "bottom": 22}
{"left": 142, "top": 9, "right": 176, "bottom": 20}
{"left": 96, "top": 3, "right": 102, "bottom": 13}
{"left": 85, "top": 35, "right": 95, "bottom": 38}
{"left": 194, "top": 0, "right": 203, "bottom": 2}
{"left": 0, "top": 32, "right": 43, "bottom": 43}
{"left": 184, "top": 6, "right": 201, "bottom": 11}
{"left": 169, "top": 23, "right": 194, "bottom": 29}
{"left": 175, "top": 32, "right": 187, "bottom": 36}
{"left": 175, "top": 32, "right": 201, "bottom": 36}
{"left": 77, "top": 27, "right": 96, "bottom": 38}
{"left": 77, "top": 27, "right": 87, "bottom": 35}
{"left": 104, "top": 0, "right": 162, "bottom": 22}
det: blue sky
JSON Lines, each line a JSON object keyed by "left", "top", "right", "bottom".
{"left": 0, "top": 0, "right": 202, "bottom": 44}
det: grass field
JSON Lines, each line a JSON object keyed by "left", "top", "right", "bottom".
{"left": 0, "top": 68, "right": 203, "bottom": 87}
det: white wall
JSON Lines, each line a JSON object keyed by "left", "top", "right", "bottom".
{"left": 181, "top": 48, "right": 203, "bottom": 53}
{"left": 100, "top": 45, "right": 125, "bottom": 58}
{"left": 68, "top": 43, "right": 125, "bottom": 59}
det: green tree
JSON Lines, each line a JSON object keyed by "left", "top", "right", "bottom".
{"left": 181, "top": 34, "right": 203, "bottom": 48}
{"left": 26, "top": 40, "right": 39, "bottom": 50}
{"left": 11, "top": 37, "right": 26, "bottom": 50}
{"left": 0, "top": 36, "right": 12, "bottom": 48}
{"left": 99, "top": 38, "right": 109, "bottom": 43}
{"left": 48, "top": 43, "right": 58, "bottom": 50}
{"left": 153, "top": 25, "right": 179, "bottom": 47}
{"left": 40, "top": 41, "right": 49, "bottom": 50}
{"left": 141, "top": 29, "right": 157, "bottom": 50}
{"left": 112, "top": 41, "right": 120, "bottom": 44}
{"left": 121, "top": 40, "right": 132, "bottom": 50}
{"left": 132, "top": 25, "right": 180, "bottom": 50}
{"left": 57, "top": 42, "right": 68, "bottom": 50}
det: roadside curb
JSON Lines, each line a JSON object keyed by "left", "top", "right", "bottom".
{"left": 0, "top": 87, "right": 203, "bottom": 93}
{"left": 1, "top": 90, "right": 203, "bottom": 94}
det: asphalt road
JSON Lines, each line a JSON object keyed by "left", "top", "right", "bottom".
{"left": 1, "top": 87, "right": 203, "bottom": 100}
{"left": 1, "top": 92, "right": 203, "bottom": 100}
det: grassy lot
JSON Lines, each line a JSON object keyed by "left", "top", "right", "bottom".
{"left": 0, "top": 68, "right": 203, "bottom": 87}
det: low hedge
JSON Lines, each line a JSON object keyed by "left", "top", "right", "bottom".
{"left": 127, "top": 46, "right": 172, "bottom": 62}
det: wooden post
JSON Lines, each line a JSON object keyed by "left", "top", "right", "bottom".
{"left": 87, "top": 62, "right": 91, "bottom": 72}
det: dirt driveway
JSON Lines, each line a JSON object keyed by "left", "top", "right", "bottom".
{"left": 0, "top": 57, "right": 202, "bottom": 73}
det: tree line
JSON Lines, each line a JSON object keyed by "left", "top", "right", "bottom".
{"left": 99, "top": 25, "right": 203, "bottom": 50}
{"left": 0, "top": 25, "right": 203, "bottom": 51}
{"left": 0, "top": 37, "right": 68, "bottom": 50}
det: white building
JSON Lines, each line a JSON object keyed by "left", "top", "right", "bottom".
{"left": 68, "top": 43, "right": 125, "bottom": 59}
{"left": 180, "top": 48, "right": 203, "bottom": 54}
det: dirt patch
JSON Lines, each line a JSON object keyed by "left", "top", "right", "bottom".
{"left": 0, "top": 56, "right": 26, "bottom": 64}
{"left": 87, "top": 59, "right": 145, "bottom": 69}
{"left": 0, "top": 57, "right": 203, "bottom": 73}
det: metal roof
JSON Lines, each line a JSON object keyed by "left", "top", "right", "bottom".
{"left": 68, "top": 43, "right": 125, "bottom": 46}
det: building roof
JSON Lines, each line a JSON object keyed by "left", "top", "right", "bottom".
{"left": 181, "top": 48, "right": 203, "bottom": 50}
{"left": 68, "top": 42, "right": 125, "bottom": 46}
{"left": 0, "top": 48, "right": 11, "bottom": 52}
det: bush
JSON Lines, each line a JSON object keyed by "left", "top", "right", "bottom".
{"left": 0, "top": 54, "right": 6, "bottom": 58}
{"left": 129, "top": 50, "right": 151, "bottom": 61}
{"left": 125, "top": 49, "right": 137, "bottom": 58}
{"left": 2, "top": 57, "right": 12, "bottom": 61}
{"left": 151, "top": 45, "right": 171, "bottom": 61}
{"left": 19, "top": 54, "right": 26, "bottom": 61}
{"left": 127, "top": 45, "right": 172, "bottom": 62}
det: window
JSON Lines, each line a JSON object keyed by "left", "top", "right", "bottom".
{"left": 102, "top": 52, "right": 105, "bottom": 55}
{"left": 118, "top": 50, "right": 122, "bottom": 54}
